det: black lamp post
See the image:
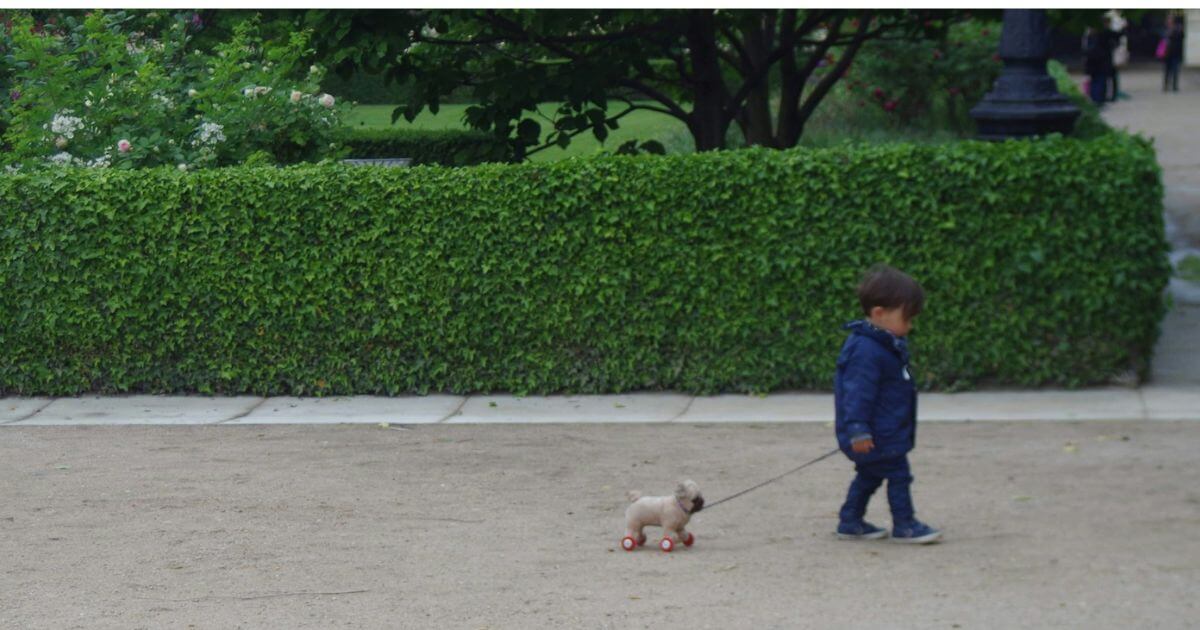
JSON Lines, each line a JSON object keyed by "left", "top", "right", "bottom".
{"left": 970, "top": 9, "right": 1080, "bottom": 140}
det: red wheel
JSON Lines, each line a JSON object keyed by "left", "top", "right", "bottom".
{"left": 637, "top": 533, "right": 647, "bottom": 547}
{"left": 683, "top": 532, "right": 695, "bottom": 547}
{"left": 622, "top": 536, "right": 637, "bottom": 551}
{"left": 660, "top": 537, "right": 674, "bottom": 552}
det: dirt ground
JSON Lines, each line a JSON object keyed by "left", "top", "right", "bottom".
{"left": 2, "top": 421, "right": 1198, "bottom": 629}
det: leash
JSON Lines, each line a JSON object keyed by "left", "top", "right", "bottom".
{"left": 703, "top": 447, "right": 841, "bottom": 511}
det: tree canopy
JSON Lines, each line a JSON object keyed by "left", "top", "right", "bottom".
{"left": 297, "top": 9, "right": 962, "bottom": 156}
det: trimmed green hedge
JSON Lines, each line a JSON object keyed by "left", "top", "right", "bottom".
{"left": 0, "top": 133, "right": 1169, "bottom": 395}
{"left": 1047, "top": 59, "right": 1110, "bottom": 139}
{"left": 339, "top": 127, "right": 514, "bottom": 166}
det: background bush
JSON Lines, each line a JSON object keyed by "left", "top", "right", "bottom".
{"left": 0, "top": 133, "right": 1168, "bottom": 395}
{"left": 845, "top": 20, "right": 1003, "bottom": 131}
{"left": 339, "top": 127, "right": 514, "bottom": 166}
{"left": 1, "top": 11, "right": 348, "bottom": 169}
{"left": 1046, "top": 59, "right": 1110, "bottom": 139}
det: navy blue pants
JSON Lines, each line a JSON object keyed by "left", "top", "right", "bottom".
{"left": 1088, "top": 73, "right": 1108, "bottom": 105}
{"left": 838, "top": 455, "right": 914, "bottom": 526}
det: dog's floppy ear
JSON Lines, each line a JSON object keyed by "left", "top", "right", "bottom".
{"left": 674, "top": 481, "right": 688, "bottom": 501}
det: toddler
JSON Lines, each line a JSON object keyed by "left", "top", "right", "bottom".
{"left": 834, "top": 264, "right": 940, "bottom": 543}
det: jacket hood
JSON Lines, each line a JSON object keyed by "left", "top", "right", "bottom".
{"left": 843, "top": 319, "right": 910, "bottom": 363}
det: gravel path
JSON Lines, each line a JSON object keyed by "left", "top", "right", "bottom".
{"left": 3, "top": 422, "right": 1197, "bottom": 629}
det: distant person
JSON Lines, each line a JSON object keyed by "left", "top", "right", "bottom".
{"left": 1105, "top": 10, "right": 1129, "bottom": 101}
{"left": 834, "top": 265, "right": 940, "bottom": 544}
{"left": 1162, "top": 14, "right": 1185, "bottom": 92}
{"left": 1083, "top": 27, "right": 1112, "bottom": 105}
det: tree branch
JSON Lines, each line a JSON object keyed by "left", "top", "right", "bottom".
{"left": 664, "top": 48, "right": 696, "bottom": 84}
{"left": 523, "top": 105, "right": 640, "bottom": 157}
{"left": 795, "top": 12, "right": 874, "bottom": 127}
{"left": 722, "top": 10, "right": 831, "bottom": 119}
{"left": 719, "top": 24, "right": 752, "bottom": 72}
{"left": 617, "top": 77, "right": 690, "bottom": 121}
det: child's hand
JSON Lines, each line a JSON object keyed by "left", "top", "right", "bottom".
{"left": 851, "top": 438, "right": 875, "bottom": 454}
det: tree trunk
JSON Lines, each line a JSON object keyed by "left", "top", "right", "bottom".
{"left": 685, "top": 10, "right": 731, "bottom": 151}
{"left": 738, "top": 15, "right": 777, "bottom": 147}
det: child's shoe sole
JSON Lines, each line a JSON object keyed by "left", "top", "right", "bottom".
{"left": 835, "top": 530, "right": 889, "bottom": 541}
{"left": 890, "top": 531, "right": 942, "bottom": 544}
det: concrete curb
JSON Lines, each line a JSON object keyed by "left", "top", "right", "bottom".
{"left": 2, "top": 386, "right": 1198, "bottom": 425}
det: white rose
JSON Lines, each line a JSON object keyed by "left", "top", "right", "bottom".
{"left": 188, "top": 88, "right": 198, "bottom": 98}
{"left": 55, "top": 136, "right": 68, "bottom": 149}
{"left": 290, "top": 90, "right": 303, "bottom": 103}
{"left": 309, "top": 65, "right": 320, "bottom": 75}
{"left": 319, "top": 93, "right": 335, "bottom": 108}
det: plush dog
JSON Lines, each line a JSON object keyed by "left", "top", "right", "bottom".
{"left": 621, "top": 479, "right": 704, "bottom": 552}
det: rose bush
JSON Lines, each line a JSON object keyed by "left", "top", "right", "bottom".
{"left": 1, "top": 10, "right": 348, "bottom": 170}
{"left": 843, "top": 20, "right": 1002, "bottom": 130}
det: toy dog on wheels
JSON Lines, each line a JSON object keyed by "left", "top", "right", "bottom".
{"left": 621, "top": 480, "right": 704, "bottom": 552}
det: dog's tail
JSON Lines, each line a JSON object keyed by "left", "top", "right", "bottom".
{"left": 626, "top": 490, "right": 642, "bottom": 503}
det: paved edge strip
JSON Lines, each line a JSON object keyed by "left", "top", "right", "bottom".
{"left": 1, "top": 388, "right": 1198, "bottom": 425}
{"left": 1, "top": 399, "right": 58, "bottom": 425}
{"left": 667, "top": 396, "right": 698, "bottom": 423}
{"left": 216, "top": 397, "right": 270, "bottom": 424}
{"left": 437, "top": 396, "right": 470, "bottom": 423}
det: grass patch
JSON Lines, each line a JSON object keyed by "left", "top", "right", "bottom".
{"left": 1178, "top": 255, "right": 1200, "bottom": 283}
{"left": 345, "top": 103, "right": 691, "bottom": 162}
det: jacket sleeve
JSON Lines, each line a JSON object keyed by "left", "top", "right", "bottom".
{"left": 840, "top": 344, "right": 881, "bottom": 441}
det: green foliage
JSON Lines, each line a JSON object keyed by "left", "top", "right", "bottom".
{"left": 0, "top": 10, "right": 348, "bottom": 169}
{"left": 0, "top": 133, "right": 1168, "bottom": 395}
{"left": 847, "top": 20, "right": 1002, "bottom": 131}
{"left": 339, "top": 127, "right": 514, "bottom": 166}
{"left": 1046, "top": 59, "right": 1110, "bottom": 139}
{"left": 301, "top": 10, "right": 955, "bottom": 153}
{"left": 1178, "top": 255, "right": 1200, "bottom": 284}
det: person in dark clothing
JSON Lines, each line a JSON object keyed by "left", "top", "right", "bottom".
{"left": 1104, "top": 12, "right": 1127, "bottom": 102}
{"left": 1163, "top": 15, "right": 1185, "bottom": 92}
{"left": 833, "top": 265, "right": 940, "bottom": 544}
{"left": 1083, "top": 27, "right": 1113, "bottom": 105}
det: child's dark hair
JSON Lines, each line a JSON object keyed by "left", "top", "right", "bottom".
{"left": 857, "top": 264, "right": 925, "bottom": 319}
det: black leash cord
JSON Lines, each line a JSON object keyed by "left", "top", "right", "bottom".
{"left": 703, "top": 448, "right": 841, "bottom": 511}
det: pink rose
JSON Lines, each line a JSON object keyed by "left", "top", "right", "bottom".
{"left": 118, "top": 139, "right": 132, "bottom": 153}
{"left": 291, "top": 90, "right": 303, "bottom": 103}
{"left": 319, "top": 93, "right": 335, "bottom": 108}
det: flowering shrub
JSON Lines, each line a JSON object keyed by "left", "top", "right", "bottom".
{"left": 1, "top": 11, "right": 348, "bottom": 170}
{"left": 843, "top": 20, "right": 1002, "bottom": 129}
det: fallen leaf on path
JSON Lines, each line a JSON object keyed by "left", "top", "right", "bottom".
{"left": 1013, "top": 496, "right": 1032, "bottom": 502}
{"left": 715, "top": 564, "right": 738, "bottom": 573}
{"left": 1063, "top": 442, "right": 1077, "bottom": 453}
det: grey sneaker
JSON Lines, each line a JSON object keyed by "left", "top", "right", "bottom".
{"left": 836, "top": 520, "right": 889, "bottom": 540}
{"left": 891, "top": 520, "right": 941, "bottom": 544}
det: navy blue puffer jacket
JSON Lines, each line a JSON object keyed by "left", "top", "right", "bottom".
{"left": 834, "top": 320, "right": 918, "bottom": 462}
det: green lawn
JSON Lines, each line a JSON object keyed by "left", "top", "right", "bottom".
{"left": 344, "top": 103, "right": 692, "bottom": 162}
